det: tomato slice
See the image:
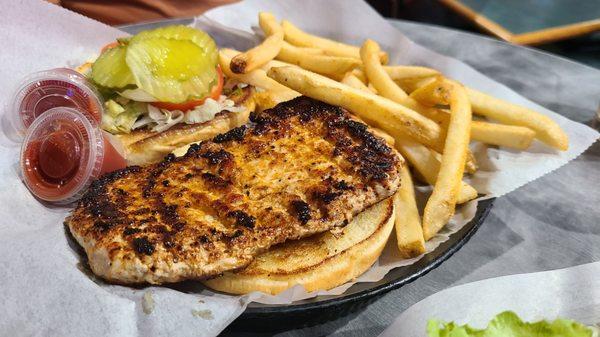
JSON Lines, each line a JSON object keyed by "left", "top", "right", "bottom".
{"left": 151, "top": 66, "right": 224, "bottom": 112}
{"left": 100, "top": 41, "right": 120, "bottom": 53}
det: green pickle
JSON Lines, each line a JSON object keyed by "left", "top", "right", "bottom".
{"left": 91, "top": 45, "right": 135, "bottom": 88}
{"left": 126, "top": 37, "right": 217, "bottom": 103}
{"left": 133, "top": 25, "right": 217, "bottom": 65}
{"left": 91, "top": 25, "right": 219, "bottom": 103}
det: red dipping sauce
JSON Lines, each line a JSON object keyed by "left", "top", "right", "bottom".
{"left": 20, "top": 107, "right": 126, "bottom": 204}
{"left": 10, "top": 68, "right": 102, "bottom": 140}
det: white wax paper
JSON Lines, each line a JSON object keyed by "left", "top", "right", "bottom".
{"left": 379, "top": 261, "right": 600, "bottom": 337}
{"left": 0, "top": 0, "right": 597, "bottom": 335}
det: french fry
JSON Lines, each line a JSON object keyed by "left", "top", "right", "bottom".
{"left": 422, "top": 81, "right": 472, "bottom": 240}
{"left": 394, "top": 136, "right": 477, "bottom": 204}
{"left": 252, "top": 91, "right": 298, "bottom": 111}
{"left": 220, "top": 50, "right": 299, "bottom": 102}
{"left": 351, "top": 68, "right": 368, "bottom": 84}
{"left": 230, "top": 12, "right": 283, "bottom": 73}
{"left": 409, "top": 77, "right": 452, "bottom": 107}
{"left": 464, "top": 151, "right": 478, "bottom": 174}
{"left": 384, "top": 65, "right": 440, "bottom": 80}
{"left": 258, "top": 12, "right": 281, "bottom": 36}
{"left": 467, "top": 88, "right": 568, "bottom": 150}
{"left": 471, "top": 121, "right": 535, "bottom": 150}
{"left": 267, "top": 66, "right": 445, "bottom": 150}
{"left": 281, "top": 20, "right": 388, "bottom": 63}
{"left": 261, "top": 59, "right": 299, "bottom": 72}
{"left": 360, "top": 39, "right": 408, "bottom": 102}
{"left": 367, "top": 83, "right": 378, "bottom": 94}
{"left": 394, "top": 165, "right": 426, "bottom": 258}
{"left": 276, "top": 42, "right": 361, "bottom": 79}
{"left": 341, "top": 72, "right": 371, "bottom": 92}
{"left": 410, "top": 87, "right": 537, "bottom": 151}
{"left": 397, "top": 91, "right": 481, "bottom": 174}
{"left": 372, "top": 127, "right": 395, "bottom": 146}
{"left": 395, "top": 76, "right": 438, "bottom": 94}
{"left": 408, "top": 78, "right": 569, "bottom": 150}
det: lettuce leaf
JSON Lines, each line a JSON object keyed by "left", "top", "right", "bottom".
{"left": 101, "top": 99, "right": 147, "bottom": 134}
{"left": 427, "top": 311, "right": 596, "bottom": 337}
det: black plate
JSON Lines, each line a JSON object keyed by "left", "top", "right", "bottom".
{"left": 227, "top": 198, "right": 494, "bottom": 331}
{"left": 118, "top": 18, "right": 496, "bottom": 334}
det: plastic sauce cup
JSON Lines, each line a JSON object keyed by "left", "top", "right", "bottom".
{"left": 20, "top": 107, "right": 126, "bottom": 204}
{"left": 9, "top": 68, "right": 103, "bottom": 140}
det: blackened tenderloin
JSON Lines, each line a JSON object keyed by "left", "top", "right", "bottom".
{"left": 66, "top": 97, "right": 403, "bottom": 284}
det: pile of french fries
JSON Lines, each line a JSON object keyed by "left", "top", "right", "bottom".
{"left": 221, "top": 12, "right": 569, "bottom": 258}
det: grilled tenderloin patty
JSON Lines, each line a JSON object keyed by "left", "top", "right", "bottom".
{"left": 67, "top": 96, "right": 403, "bottom": 284}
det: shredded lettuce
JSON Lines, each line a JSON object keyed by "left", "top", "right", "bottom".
{"left": 101, "top": 99, "right": 147, "bottom": 134}
{"left": 427, "top": 311, "right": 596, "bottom": 337}
{"left": 183, "top": 95, "right": 244, "bottom": 124}
{"left": 142, "top": 105, "right": 185, "bottom": 133}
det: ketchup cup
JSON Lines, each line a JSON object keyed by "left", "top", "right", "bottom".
{"left": 20, "top": 107, "right": 126, "bottom": 204}
{"left": 8, "top": 68, "right": 103, "bottom": 140}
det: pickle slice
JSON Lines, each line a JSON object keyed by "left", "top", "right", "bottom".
{"left": 133, "top": 25, "right": 217, "bottom": 66}
{"left": 126, "top": 37, "right": 217, "bottom": 103}
{"left": 91, "top": 45, "right": 135, "bottom": 88}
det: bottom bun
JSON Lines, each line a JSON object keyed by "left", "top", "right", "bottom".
{"left": 117, "top": 86, "right": 255, "bottom": 165}
{"left": 203, "top": 197, "right": 395, "bottom": 295}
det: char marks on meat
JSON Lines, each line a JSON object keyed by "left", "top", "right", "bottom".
{"left": 66, "top": 97, "right": 402, "bottom": 284}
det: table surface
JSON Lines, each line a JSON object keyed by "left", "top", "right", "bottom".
{"left": 121, "top": 18, "right": 600, "bottom": 337}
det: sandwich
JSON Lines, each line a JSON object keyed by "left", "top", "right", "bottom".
{"left": 66, "top": 97, "right": 403, "bottom": 285}
{"left": 204, "top": 197, "right": 395, "bottom": 294}
{"left": 81, "top": 25, "right": 256, "bottom": 165}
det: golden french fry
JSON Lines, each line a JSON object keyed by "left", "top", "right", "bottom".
{"left": 384, "top": 65, "right": 440, "bottom": 80}
{"left": 261, "top": 59, "right": 299, "bottom": 73}
{"left": 464, "top": 150, "right": 478, "bottom": 174}
{"left": 399, "top": 93, "right": 477, "bottom": 174}
{"left": 395, "top": 76, "right": 438, "bottom": 94}
{"left": 219, "top": 48, "right": 240, "bottom": 59}
{"left": 372, "top": 127, "right": 395, "bottom": 146}
{"left": 407, "top": 90, "right": 533, "bottom": 152}
{"left": 409, "top": 78, "right": 453, "bottom": 106}
{"left": 351, "top": 68, "right": 368, "bottom": 84}
{"left": 394, "top": 136, "right": 477, "bottom": 204}
{"left": 230, "top": 12, "right": 283, "bottom": 74}
{"left": 467, "top": 88, "right": 568, "bottom": 150}
{"left": 251, "top": 91, "right": 297, "bottom": 111}
{"left": 423, "top": 81, "right": 472, "bottom": 240}
{"left": 342, "top": 101, "right": 395, "bottom": 146}
{"left": 267, "top": 66, "right": 445, "bottom": 150}
{"left": 220, "top": 50, "right": 299, "bottom": 102}
{"left": 258, "top": 12, "right": 281, "bottom": 36}
{"left": 471, "top": 121, "right": 536, "bottom": 150}
{"left": 394, "top": 165, "right": 425, "bottom": 258}
{"left": 341, "top": 72, "right": 371, "bottom": 92}
{"left": 360, "top": 39, "right": 408, "bottom": 102}
{"left": 276, "top": 42, "right": 361, "bottom": 79}
{"left": 367, "top": 83, "right": 378, "bottom": 94}
{"left": 281, "top": 20, "right": 388, "bottom": 63}
{"left": 408, "top": 78, "right": 569, "bottom": 150}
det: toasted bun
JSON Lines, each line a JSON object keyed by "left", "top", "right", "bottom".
{"left": 203, "top": 197, "right": 395, "bottom": 295}
{"left": 117, "top": 87, "right": 256, "bottom": 165}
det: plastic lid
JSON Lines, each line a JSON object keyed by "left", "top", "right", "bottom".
{"left": 20, "top": 107, "right": 106, "bottom": 204}
{"left": 9, "top": 68, "right": 103, "bottom": 140}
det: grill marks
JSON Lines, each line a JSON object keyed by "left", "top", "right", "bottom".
{"left": 290, "top": 200, "right": 311, "bottom": 224}
{"left": 81, "top": 167, "right": 141, "bottom": 233}
{"left": 77, "top": 97, "right": 398, "bottom": 256}
{"left": 227, "top": 210, "right": 256, "bottom": 229}
{"left": 67, "top": 96, "right": 402, "bottom": 284}
{"left": 214, "top": 125, "right": 247, "bottom": 143}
